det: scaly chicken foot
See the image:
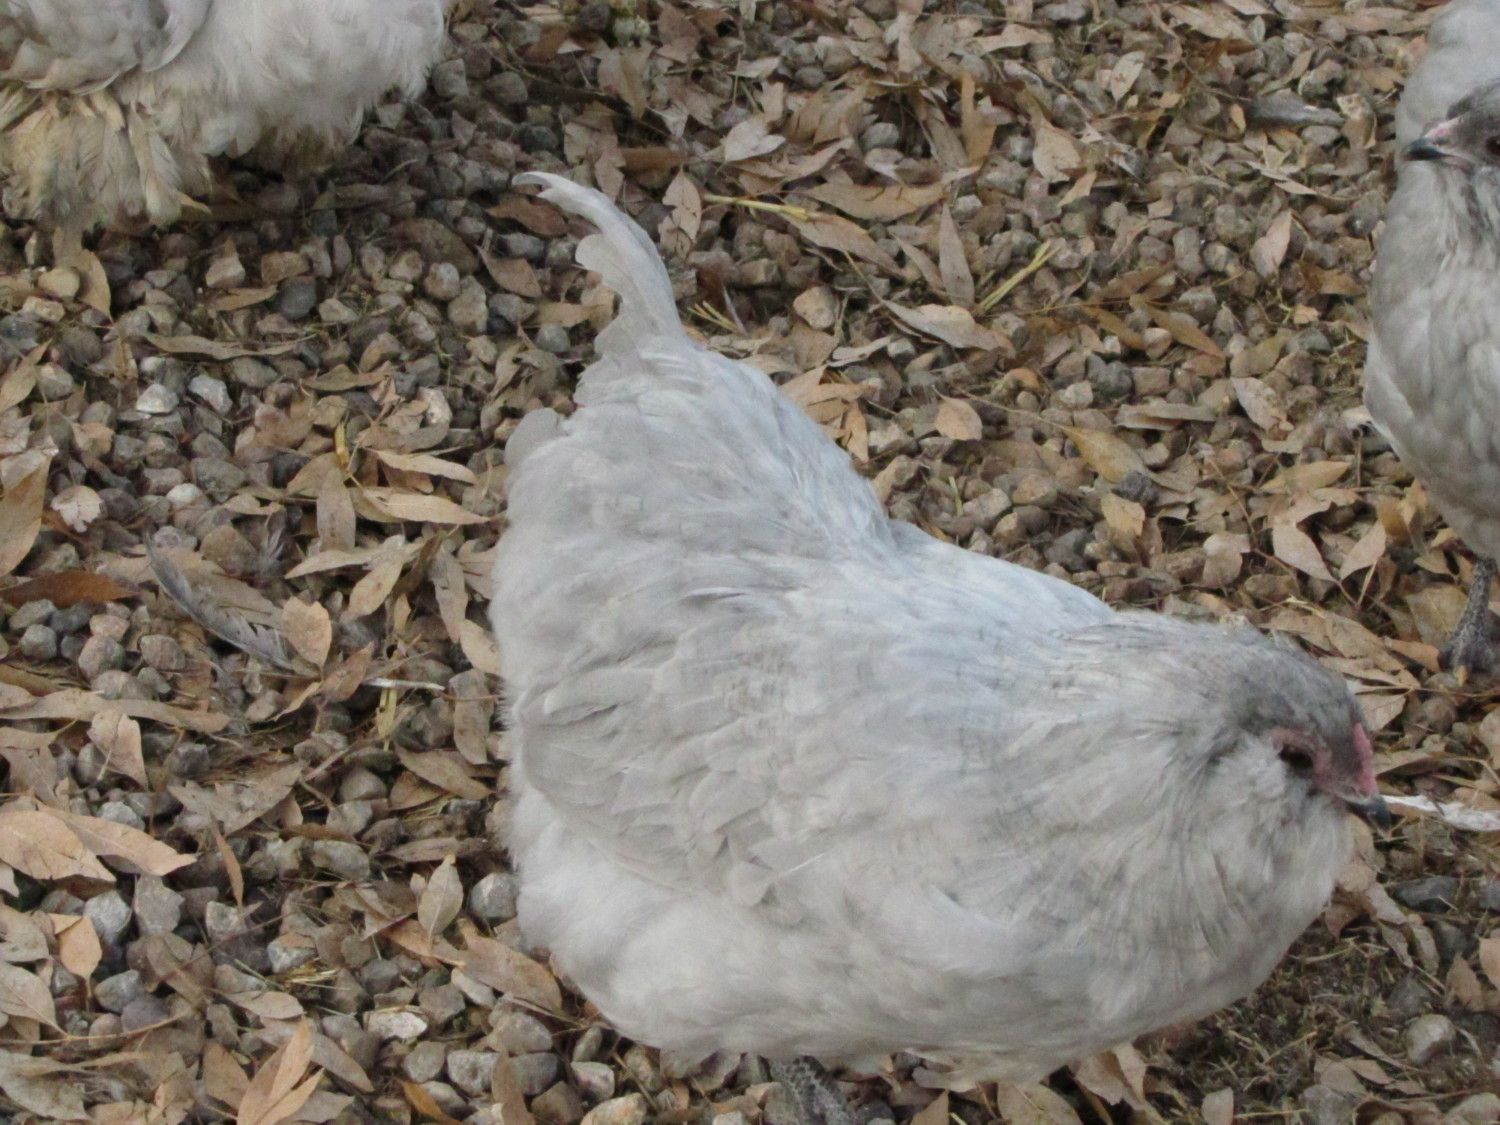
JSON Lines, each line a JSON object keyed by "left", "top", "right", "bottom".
{"left": 767, "top": 1058, "right": 858, "bottom": 1125}
{"left": 1442, "top": 556, "right": 1498, "bottom": 679}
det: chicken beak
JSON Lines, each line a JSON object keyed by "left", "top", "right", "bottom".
{"left": 1343, "top": 793, "right": 1393, "bottom": 830}
{"left": 1403, "top": 119, "right": 1459, "bottom": 164}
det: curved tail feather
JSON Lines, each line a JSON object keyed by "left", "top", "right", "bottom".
{"left": 514, "top": 172, "right": 683, "bottom": 363}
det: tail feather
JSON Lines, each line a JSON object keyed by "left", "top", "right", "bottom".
{"left": 514, "top": 172, "right": 683, "bottom": 364}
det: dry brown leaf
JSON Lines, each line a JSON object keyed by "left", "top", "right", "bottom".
{"left": 0, "top": 808, "right": 114, "bottom": 883}
{"left": 400, "top": 1079, "right": 466, "bottom": 1124}
{"left": 1340, "top": 523, "right": 1388, "bottom": 581}
{"left": 0, "top": 962, "right": 57, "bottom": 1027}
{"left": 720, "top": 116, "right": 783, "bottom": 162}
{"left": 1271, "top": 519, "right": 1334, "bottom": 583}
{"left": 87, "top": 711, "right": 148, "bottom": 789}
{"left": 45, "top": 807, "right": 192, "bottom": 877}
{"left": 418, "top": 856, "right": 463, "bottom": 939}
{"left": 887, "top": 303, "right": 1005, "bottom": 351}
{"left": 788, "top": 213, "right": 901, "bottom": 275}
{"left": 1231, "top": 377, "right": 1288, "bottom": 430}
{"left": 1479, "top": 936, "right": 1500, "bottom": 991}
{"left": 238, "top": 1020, "right": 321, "bottom": 1125}
{"left": 0, "top": 570, "right": 134, "bottom": 608}
{"left": 937, "top": 205, "right": 974, "bottom": 308}
{"left": 231, "top": 990, "right": 305, "bottom": 1020}
{"left": 934, "top": 398, "right": 983, "bottom": 442}
{"left": 0, "top": 1052, "right": 86, "bottom": 1120}
{"left": 0, "top": 688, "right": 231, "bottom": 734}
{"left": 1031, "top": 119, "right": 1084, "bottom": 182}
{"left": 459, "top": 924, "right": 563, "bottom": 1012}
{"left": 281, "top": 598, "right": 333, "bottom": 668}
{"left": 396, "top": 749, "right": 491, "bottom": 801}
{"left": 359, "top": 488, "right": 487, "bottom": 526}
{"left": 204, "top": 1041, "right": 252, "bottom": 1111}
{"left": 170, "top": 762, "right": 300, "bottom": 835}
{"left": 0, "top": 459, "right": 48, "bottom": 580}
{"left": 52, "top": 913, "right": 101, "bottom": 978}
{"left": 490, "top": 1052, "right": 534, "bottom": 1125}
{"left": 993, "top": 1081, "right": 1085, "bottom": 1124}
{"left": 145, "top": 333, "right": 296, "bottom": 361}
{"left": 800, "top": 181, "right": 945, "bottom": 221}
{"left": 315, "top": 474, "right": 357, "bottom": 553}
{"left": 1250, "top": 210, "right": 1294, "bottom": 278}
{"left": 1066, "top": 428, "right": 1144, "bottom": 484}
{"left": 1170, "top": 3, "right": 1251, "bottom": 39}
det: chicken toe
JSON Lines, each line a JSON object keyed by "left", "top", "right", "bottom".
{"left": 767, "top": 1059, "right": 859, "bottom": 1125}
{"left": 1442, "top": 558, "right": 1498, "bottom": 679}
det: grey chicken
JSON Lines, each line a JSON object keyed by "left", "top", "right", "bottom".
{"left": 0, "top": 0, "right": 448, "bottom": 245}
{"left": 1366, "top": 76, "right": 1500, "bottom": 675}
{"left": 492, "top": 174, "right": 1387, "bottom": 1119}
{"left": 1394, "top": 0, "right": 1500, "bottom": 149}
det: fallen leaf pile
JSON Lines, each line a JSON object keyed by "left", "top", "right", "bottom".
{"left": 0, "top": 0, "right": 1497, "bottom": 1121}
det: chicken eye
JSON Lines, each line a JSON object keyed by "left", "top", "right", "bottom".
{"left": 1488, "top": 136, "right": 1500, "bottom": 162}
{"left": 1278, "top": 740, "right": 1315, "bottom": 775}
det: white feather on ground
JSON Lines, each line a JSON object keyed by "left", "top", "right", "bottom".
{"left": 0, "top": 0, "right": 447, "bottom": 236}
{"left": 492, "top": 174, "right": 1383, "bottom": 1085}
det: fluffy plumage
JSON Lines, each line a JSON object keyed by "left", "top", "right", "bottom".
{"left": 1394, "top": 0, "right": 1500, "bottom": 149}
{"left": 1366, "top": 70, "right": 1500, "bottom": 671}
{"left": 494, "top": 174, "right": 1381, "bottom": 1084}
{"left": 0, "top": 0, "right": 447, "bottom": 235}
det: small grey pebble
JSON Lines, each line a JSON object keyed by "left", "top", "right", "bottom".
{"left": 268, "top": 935, "right": 318, "bottom": 974}
{"left": 84, "top": 890, "right": 132, "bottom": 943}
{"left": 121, "top": 993, "right": 171, "bottom": 1033}
{"left": 418, "top": 983, "right": 466, "bottom": 1027}
{"left": 404, "top": 1039, "right": 449, "bottom": 1083}
{"left": 277, "top": 278, "right": 319, "bottom": 321}
{"left": 447, "top": 1048, "right": 499, "bottom": 1097}
{"left": 1405, "top": 1013, "right": 1456, "bottom": 1065}
{"left": 572, "top": 1060, "right": 616, "bottom": 1102}
{"left": 535, "top": 324, "right": 571, "bottom": 354}
{"left": 468, "top": 872, "right": 519, "bottom": 923}
{"left": 10, "top": 599, "right": 56, "bottom": 630}
{"left": 513, "top": 1052, "right": 561, "bottom": 1096}
{"left": 1479, "top": 880, "right": 1500, "bottom": 913}
{"left": 494, "top": 71, "right": 528, "bottom": 106}
{"left": 312, "top": 839, "right": 372, "bottom": 881}
{"left": 95, "top": 970, "right": 145, "bottom": 1013}
{"left": 1391, "top": 875, "right": 1459, "bottom": 913}
{"left": 188, "top": 374, "right": 233, "bottom": 414}
{"left": 18, "top": 624, "right": 57, "bottom": 661}
{"left": 133, "top": 876, "right": 184, "bottom": 937}
{"left": 134, "top": 383, "right": 179, "bottom": 415}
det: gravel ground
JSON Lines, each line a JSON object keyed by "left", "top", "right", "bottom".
{"left": 0, "top": 0, "right": 1498, "bottom": 1122}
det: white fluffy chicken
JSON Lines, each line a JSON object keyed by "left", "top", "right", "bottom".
{"left": 493, "top": 174, "right": 1388, "bottom": 1122}
{"left": 1366, "top": 2, "right": 1500, "bottom": 675}
{"left": 0, "top": 0, "right": 448, "bottom": 241}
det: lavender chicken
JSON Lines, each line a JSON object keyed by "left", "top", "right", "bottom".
{"left": 1366, "top": 78, "right": 1500, "bottom": 674}
{"left": 492, "top": 174, "right": 1387, "bottom": 1124}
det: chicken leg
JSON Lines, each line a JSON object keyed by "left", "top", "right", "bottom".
{"left": 767, "top": 1059, "right": 858, "bottom": 1125}
{"left": 1442, "top": 556, "right": 1497, "bottom": 679}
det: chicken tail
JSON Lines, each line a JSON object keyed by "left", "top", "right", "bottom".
{"left": 514, "top": 172, "right": 684, "bottom": 368}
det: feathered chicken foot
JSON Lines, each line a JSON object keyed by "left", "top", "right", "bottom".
{"left": 1442, "top": 556, "right": 1498, "bottom": 682}
{"left": 767, "top": 1059, "right": 860, "bottom": 1125}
